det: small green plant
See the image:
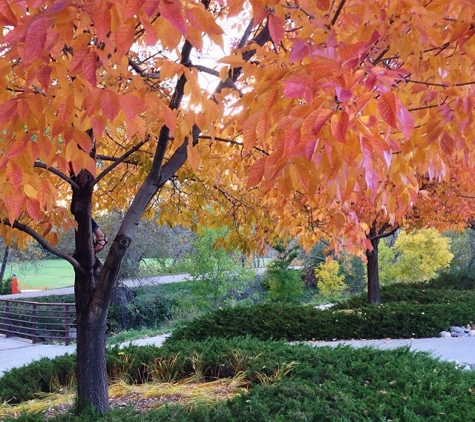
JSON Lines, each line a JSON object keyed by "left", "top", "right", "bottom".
{"left": 264, "top": 242, "right": 304, "bottom": 303}
{"left": 0, "top": 276, "right": 12, "bottom": 295}
{"left": 184, "top": 227, "right": 255, "bottom": 310}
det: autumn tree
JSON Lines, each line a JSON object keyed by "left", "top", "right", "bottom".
{"left": 2, "top": 0, "right": 475, "bottom": 413}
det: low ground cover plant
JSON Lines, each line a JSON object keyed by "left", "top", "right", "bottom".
{"left": 166, "top": 299, "right": 475, "bottom": 344}
{"left": 1, "top": 337, "right": 475, "bottom": 421}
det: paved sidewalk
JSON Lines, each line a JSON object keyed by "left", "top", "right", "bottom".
{"left": 0, "top": 334, "right": 170, "bottom": 377}
{"left": 0, "top": 274, "right": 191, "bottom": 300}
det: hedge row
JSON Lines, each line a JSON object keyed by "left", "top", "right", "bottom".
{"left": 166, "top": 300, "right": 475, "bottom": 344}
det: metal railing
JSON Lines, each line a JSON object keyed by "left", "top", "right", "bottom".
{"left": 0, "top": 299, "right": 76, "bottom": 345}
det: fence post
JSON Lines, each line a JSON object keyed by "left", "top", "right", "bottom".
{"left": 32, "top": 303, "right": 38, "bottom": 343}
{"left": 65, "top": 304, "right": 71, "bottom": 346}
{"left": 5, "top": 300, "right": 11, "bottom": 337}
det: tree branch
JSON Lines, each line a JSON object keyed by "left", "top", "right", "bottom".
{"left": 331, "top": 0, "right": 346, "bottom": 26}
{"left": 33, "top": 161, "right": 79, "bottom": 190}
{"left": 3, "top": 219, "right": 86, "bottom": 275}
{"left": 95, "top": 137, "right": 150, "bottom": 184}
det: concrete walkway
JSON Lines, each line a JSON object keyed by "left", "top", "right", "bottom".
{"left": 0, "top": 273, "right": 191, "bottom": 300}
{"left": 0, "top": 334, "right": 170, "bottom": 377}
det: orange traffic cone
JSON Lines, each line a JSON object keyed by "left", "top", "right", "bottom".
{"left": 11, "top": 275, "right": 19, "bottom": 294}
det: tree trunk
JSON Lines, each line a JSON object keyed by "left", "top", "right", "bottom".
{"left": 0, "top": 245, "right": 9, "bottom": 283}
{"left": 366, "top": 236, "right": 382, "bottom": 304}
{"left": 71, "top": 170, "right": 111, "bottom": 412}
{"left": 75, "top": 285, "right": 109, "bottom": 412}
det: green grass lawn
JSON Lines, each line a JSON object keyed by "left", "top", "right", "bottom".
{"left": 8, "top": 260, "right": 74, "bottom": 290}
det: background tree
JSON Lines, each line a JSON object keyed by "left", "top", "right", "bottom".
{"left": 2, "top": 0, "right": 475, "bottom": 413}
{"left": 314, "top": 259, "right": 345, "bottom": 299}
{"left": 185, "top": 227, "right": 255, "bottom": 310}
{"left": 379, "top": 229, "right": 453, "bottom": 285}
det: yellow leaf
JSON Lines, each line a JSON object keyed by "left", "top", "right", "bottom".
{"left": 23, "top": 184, "right": 38, "bottom": 199}
{"left": 187, "top": 142, "right": 200, "bottom": 171}
{"left": 219, "top": 66, "right": 229, "bottom": 83}
{"left": 218, "top": 53, "right": 244, "bottom": 66}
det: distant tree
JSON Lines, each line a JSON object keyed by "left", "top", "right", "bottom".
{"left": 380, "top": 229, "right": 453, "bottom": 284}
{"left": 186, "top": 228, "right": 255, "bottom": 309}
{"left": 314, "top": 260, "right": 345, "bottom": 298}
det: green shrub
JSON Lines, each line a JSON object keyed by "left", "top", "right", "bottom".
{"left": 263, "top": 243, "right": 304, "bottom": 303}
{"left": 333, "top": 282, "right": 475, "bottom": 310}
{"left": 0, "top": 276, "right": 12, "bottom": 295}
{"left": 3, "top": 339, "right": 475, "bottom": 421}
{"left": 166, "top": 300, "right": 475, "bottom": 344}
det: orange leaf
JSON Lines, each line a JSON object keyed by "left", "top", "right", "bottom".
{"left": 26, "top": 198, "right": 43, "bottom": 221}
{"left": 116, "top": 18, "right": 136, "bottom": 56}
{"left": 378, "top": 91, "right": 397, "bottom": 128}
{"left": 120, "top": 94, "right": 147, "bottom": 120}
{"left": 91, "top": 114, "right": 107, "bottom": 137}
{"left": 101, "top": 89, "right": 121, "bottom": 121}
{"left": 187, "top": 142, "right": 200, "bottom": 171}
{"left": 38, "top": 179, "right": 52, "bottom": 209}
{"left": 56, "top": 91, "right": 75, "bottom": 125}
{"left": 330, "top": 111, "right": 349, "bottom": 143}
{"left": 4, "top": 195, "right": 24, "bottom": 223}
{"left": 256, "top": 112, "right": 271, "bottom": 140}
{"left": 247, "top": 158, "right": 266, "bottom": 188}
{"left": 35, "top": 65, "right": 52, "bottom": 90}
{"left": 6, "top": 161, "right": 23, "bottom": 190}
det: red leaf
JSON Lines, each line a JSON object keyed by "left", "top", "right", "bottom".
{"left": 35, "top": 65, "right": 52, "bottom": 90}
{"left": 397, "top": 102, "right": 414, "bottom": 139}
{"left": 91, "top": 114, "right": 107, "bottom": 136}
{"left": 119, "top": 95, "right": 147, "bottom": 120}
{"left": 101, "top": 89, "right": 121, "bottom": 121}
{"left": 92, "top": 1, "right": 111, "bottom": 41}
{"left": 330, "top": 111, "right": 349, "bottom": 143}
{"left": 268, "top": 14, "right": 284, "bottom": 45}
{"left": 0, "top": 100, "right": 17, "bottom": 122}
{"left": 160, "top": 0, "right": 186, "bottom": 35}
{"left": 6, "top": 137, "right": 28, "bottom": 159}
{"left": 247, "top": 158, "right": 266, "bottom": 188}
{"left": 81, "top": 51, "right": 98, "bottom": 85}
{"left": 316, "top": 0, "right": 330, "bottom": 10}
{"left": 24, "top": 16, "right": 50, "bottom": 63}
{"left": 378, "top": 91, "right": 397, "bottom": 128}
{"left": 0, "top": 1, "right": 17, "bottom": 26}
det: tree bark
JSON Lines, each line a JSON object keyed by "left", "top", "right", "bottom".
{"left": 71, "top": 169, "right": 111, "bottom": 412}
{"left": 366, "top": 236, "right": 382, "bottom": 304}
{"left": 75, "top": 298, "right": 109, "bottom": 412}
{"left": 0, "top": 245, "right": 9, "bottom": 283}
